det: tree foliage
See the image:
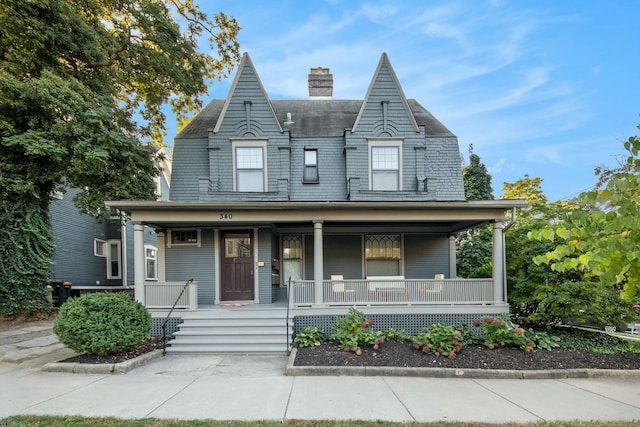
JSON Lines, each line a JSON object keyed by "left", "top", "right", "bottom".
{"left": 463, "top": 153, "right": 494, "bottom": 200}
{"left": 0, "top": 0, "right": 240, "bottom": 315}
{"left": 457, "top": 151, "right": 494, "bottom": 277}
{"left": 531, "top": 130, "right": 640, "bottom": 303}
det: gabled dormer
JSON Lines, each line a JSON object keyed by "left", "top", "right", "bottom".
{"left": 345, "top": 53, "right": 463, "bottom": 201}
{"left": 201, "top": 53, "right": 291, "bottom": 201}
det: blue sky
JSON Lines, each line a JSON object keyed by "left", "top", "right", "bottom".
{"left": 171, "top": 0, "right": 639, "bottom": 202}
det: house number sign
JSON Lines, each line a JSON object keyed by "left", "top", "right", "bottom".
{"left": 219, "top": 213, "right": 233, "bottom": 220}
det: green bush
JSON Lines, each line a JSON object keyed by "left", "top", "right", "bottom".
{"left": 474, "top": 315, "right": 534, "bottom": 352}
{"left": 293, "top": 327, "right": 328, "bottom": 348}
{"left": 411, "top": 324, "right": 468, "bottom": 359}
{"left": 332, "top": 308, "right": 384, "bottom": 355}
{"left": 53, "top": 292, "right": 151, "bottom": 356}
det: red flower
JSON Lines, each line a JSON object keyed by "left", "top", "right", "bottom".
{"left": 473, "top": 319, "right": 481, "bottom": 327}
{"left": 515, "top": 327, "right": 525, "bottom": 335}
{"left": 422, "top": 347, "right": 430, "bottom": 353}
{"left": 484, "top": 316, "right": 494, "bottom": 323}
{"left": 448, "top": 352, "right": 457, "bottom": 360}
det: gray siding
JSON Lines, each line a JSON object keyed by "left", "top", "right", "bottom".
{"left": 257, "top": 228, "right": 273, "bottom": 303}
{"left": 49, "top": 188, "right": 108, "bottom": 285}
{"left": 403, "top": 234, "right": 449, "bottom": 279}
{"left": 324, "top": 235, "right": 362, "bottom": 279}
{"left": 289, "top": 138, "right": 347, "bottom": 200}
{"left": 165, "top": 229, "right": 215, "bottom": 304}
{"left": 170, "top": 137, "right": 209, "bottom": 201}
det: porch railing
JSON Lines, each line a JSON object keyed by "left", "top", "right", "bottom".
{"left": 289, "top": 278, "right": 494, "bottom": 307}
{"left": 144, "top": 281, "right": 198, "bottom": 309}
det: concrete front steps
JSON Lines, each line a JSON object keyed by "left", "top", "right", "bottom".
{"left": 166, "top": 310, "right": 292, "bottom": 354}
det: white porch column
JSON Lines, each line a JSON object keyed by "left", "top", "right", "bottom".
{"left": 492, "top": 220, "right": 505, "bottom": 303}
{"left": 133, "top": 222, "right": 145, "bottom": 304}
{"left": 156, "top": 231, "right": 166, "bottom": 283}
{"left": 313, "top": 220, "right": 324, "bottom": 304}
{"left": 448, "top": 235, "right": 457, "bottom": 278}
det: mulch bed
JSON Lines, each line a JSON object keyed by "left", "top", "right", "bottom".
{"left": 294, "top": 341, "right": 640, "bottom": 370}
{"left": 62, "top": 336, "right": 166, "bottom": 364}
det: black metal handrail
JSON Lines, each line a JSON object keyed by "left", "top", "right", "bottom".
{"left": 286, "top": 276, "right": 292, "bottom": 355}
{"left": 161, "top": 278, "right": 194, "bottom": 356}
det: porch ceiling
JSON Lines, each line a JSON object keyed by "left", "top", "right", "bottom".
{"left": 107, "top": 199, "right": 527, "bottom": 234}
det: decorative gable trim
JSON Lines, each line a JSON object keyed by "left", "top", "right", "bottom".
{"left": 352, "top": 53, "right": 419, "bottom": 134}
{"left": 213, "top": 52, "right": 283, "bottom": 134}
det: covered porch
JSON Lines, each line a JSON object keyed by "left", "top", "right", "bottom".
{"left": 106, "top": 199, "right": 526, "bottom": 312}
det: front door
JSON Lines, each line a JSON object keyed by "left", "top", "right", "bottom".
{"left": 221, "top": 231, "right": 254, "bottom": 301}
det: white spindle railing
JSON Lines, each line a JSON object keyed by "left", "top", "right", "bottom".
{"left": 144, "top": 282, "right": 198, "bottom": 309}
{"left": 289, "top": 278, "right": 493, "bottom": 307}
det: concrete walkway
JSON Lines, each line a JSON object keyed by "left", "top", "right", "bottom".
{"left": 2, "top": 320, "right": 640, "bottom": 423}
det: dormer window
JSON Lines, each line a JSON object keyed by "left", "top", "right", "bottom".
{"left": 232, "top": 140, "right": 267, "bottom": 192}
{"left": 369, "top": 141, "right": 402, "bottom": 191}
{"left": 303, "top": 149, "right": 319, "bottom": 183}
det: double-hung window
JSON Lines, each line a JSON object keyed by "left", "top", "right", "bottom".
{"left": 94, "top": 238, "right": 121, "bottom": 279}
{"left": 365, "top": 234, "right": 401, "bottom": 276}
{"left": 234, "top": 142, "right": 266, "bottom": 192}
{"left": 145, "top": 245, "right": 158, "bottom": 281}
{"left": 303, "top": 149, "right": 319, "bottom": 183}
{"left": 370, "top": 142, "right": 401, "bottom": 191}
{"left": 282, "top": 235, "right": 303, "bottom": 284}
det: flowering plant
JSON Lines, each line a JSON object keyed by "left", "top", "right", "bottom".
{"left": 332, "top": 307, "right": 384, "bottom": 355}
{"left": 474, "top": 315, "right": 534, "bottom": 352}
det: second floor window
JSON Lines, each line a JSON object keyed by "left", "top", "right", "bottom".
{"left": 371, "top": 145, "right": 400, "bottom": 191}
{"left": 235, "top": 146, "right": 265, "bottom": 192}
{"left": 303, "top": 149, "right": 319, "bottom": 183}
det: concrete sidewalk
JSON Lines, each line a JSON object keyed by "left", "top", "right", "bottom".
{"left": 2, "top": 321, "right": 640, "bottom": 423}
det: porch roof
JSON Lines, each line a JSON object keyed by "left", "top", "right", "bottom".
{"left": 107, "top": 199, "right": 527, "bottom": 234}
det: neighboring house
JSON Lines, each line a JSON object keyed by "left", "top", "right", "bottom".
{"left": 49, "top": 150, "right": 171, "bottom": 296}
{"left": 108, "top": 53, "right": 526, "bottom": 352}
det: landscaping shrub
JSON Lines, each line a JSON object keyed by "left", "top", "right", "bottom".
{"left": 53, "top": 292, "right": 151, "bottom": 356}
{"left": 332, "top": 307, "right": 384, "bottom": 355}
{"left": 474, "top": 315, "right": 534, "bottom": 352}
{"left": 293, "top": 327, "right": 328, "bottom": 348}
{"left": 411, "top": 324, "right": 467, "bottom": 359}
{"left": 553, "top": 327, "right": 640, "bottom": 354}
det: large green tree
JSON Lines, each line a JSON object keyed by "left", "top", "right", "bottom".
{"left": 457, "top": 151, "right": 494, "bottom": 277}
{"left": 532, "top": 130, "right": 640, "bottom": 303}
{"left": 0, "top": 0, "right": 240, "bottom": 315}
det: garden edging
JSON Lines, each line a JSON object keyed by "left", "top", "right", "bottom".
{"left": 41, "top": 349, "right": 163, "bottom": 374}
{"left": 285, "top": 348, "right": 640, "bottom": 379}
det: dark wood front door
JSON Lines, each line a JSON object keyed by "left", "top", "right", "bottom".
{"left": 221, "top": 232, "right": 254, "bottom": 301}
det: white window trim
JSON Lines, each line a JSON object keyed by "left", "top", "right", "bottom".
{"left": 106, "top": 239, "right": 121, "bottom": 280}
{"left": 166, "top": 229, "right": 202, "bottom": 248}
{"left": 144, "top": 244, "right": 158, "bottom": 281}
{"left": 231, "top": 139, "right": 268, "bottom": 192}
{"left": 94, "top": 239, "right": 106, "bottom": 257}
{"left": 368, "top": 139, "right": 403, "bottom": 191}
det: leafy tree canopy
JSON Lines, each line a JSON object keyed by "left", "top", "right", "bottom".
{"left": 463, "top": 152, "right": 494, "bottom": 201}
{"left": 0, "top": 0, "right": 240, "bottom": 315}
{"left": 531, "top": 129, "right": 640, "bottom": 302}
{"left": 0, "top": 0, "right": 240, "bottom": 214}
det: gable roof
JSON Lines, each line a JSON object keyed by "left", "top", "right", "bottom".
{"left": 213, "top": 52, "right": 282, "bottom": 134}
{"left": 352, "top": 53, "right": 419, "bottom": 133}
{"left": 175, "top": 53, "right": 455, "bottom": 140}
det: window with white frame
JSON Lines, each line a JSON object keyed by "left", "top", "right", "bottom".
{"left": 365, "top": 234, "right": 401, "bottom": 276}
{"left": 282, "top": 235, "right": 303, "bottom": 284}
{"left": 234, "top": 145, "right": 266, "bottom": 192}
{"left": 94, "top": 239, "right": 121, "bottom": 279}
{"left": 303, "top": 149, "right": 319, "bottom": 183}
{"left": 107, "top": 240, "right": 121, "bottom": 279}
{"left": 145, "top": 245, "right": 158, "bottom": 281}
{"left": 369, "top": 142, "right": 401, "bottom": 191}
{"left": 94, "top": 239, "right": 106, "bottom": 257}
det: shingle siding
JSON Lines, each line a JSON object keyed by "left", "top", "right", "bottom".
{"left": 165, "top": 229, "right": 215, "bottom": 304}
{"left": 404, "top": 234, "right": 450, "bottom": 279}
{"left": 170, "top": 137, "right": 208, "bottom": 201}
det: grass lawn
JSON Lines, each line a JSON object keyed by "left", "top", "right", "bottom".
{"left": 4, "top": 417, "right": 640, "bottom": 427}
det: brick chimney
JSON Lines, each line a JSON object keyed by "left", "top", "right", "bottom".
{"left": 308, "top": 67, "right": 333, "bottom": 98}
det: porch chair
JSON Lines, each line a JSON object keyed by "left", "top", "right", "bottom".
{"left": 331, "top": 275, "right": 355, "bottom": 302}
